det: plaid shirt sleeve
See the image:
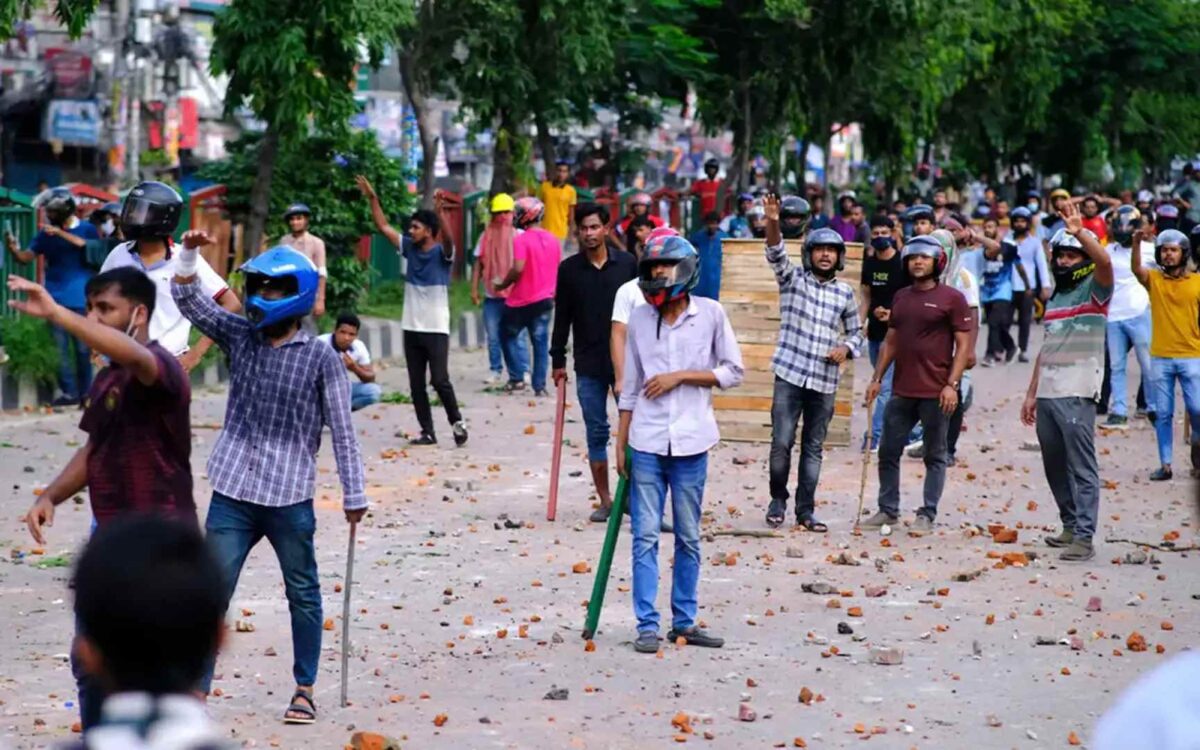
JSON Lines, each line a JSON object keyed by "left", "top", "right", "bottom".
{"left": 839, "top": 289, "right": 865, "bottom": 359}
{"left": 172, "top": 278, "right": 251, "bottom": 350}
{"left": 765, "top": 241, "right": 798, "bottom": 288}
{"left": 317, "top": 346, "right": 367, "bottom": 510}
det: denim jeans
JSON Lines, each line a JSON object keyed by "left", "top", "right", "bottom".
{"left": 51, "top": 306, "right": 92, "bottom": 400}
{"left": 866, "top": 339, "right": 892, "bottom": 448}
{"left": 71, "top": 616, "right": 103, "bottom": 730}
{"left": 946, "top": 372, "right": 972, "bottom": 458}
{"left": 482, "top": 297, "right": 520, "bottom": 376}
{"left": 1151, "top": 357, "right": 1200, "bottom": 467}
{"left": 768, "top": 376, "right": 835, "bottom": 519}
{"left": 350, "top": 381, "right": 382, "bottom": 411}
{"left": 876, "top": 396, "right": 949, "bottom": 519}
{"left": 1107, "top": 310, "right": 1153, "bottom": 417}
{"left": 629, "top": 448, "right": 706, "bottom": 634}
{"left": 1036, "top": 398, "right": 1100, "bottom": 540}
{"left": 202, "top": 493, "right": 322, "bottom": 691}
{"left": 502, "top": 301, "right": 552, "bottom": 392}
{"left": 576, "top": 374, "right": 614, "bottom": 461}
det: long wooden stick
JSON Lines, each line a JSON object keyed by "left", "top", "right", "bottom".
{"left": 853, "top": 400, "right": 876, "bottom": 533}
{"left": 339, "top": 521, "right": 357, "bottom": 708}
{"left": 547, "top": 379, "right": 567, "bottom": 521}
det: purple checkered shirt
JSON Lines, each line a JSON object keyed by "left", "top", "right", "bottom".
{"left": 172, "top": 279, "right": 367, "bottom": 510}
{"left": 765, "top": 241, "right": 864, "bottom": 394}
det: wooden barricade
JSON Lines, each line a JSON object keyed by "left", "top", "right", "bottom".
{"left": 714, "top": 238, "right": 863, "bottom": 447}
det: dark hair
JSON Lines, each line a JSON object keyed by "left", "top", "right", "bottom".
{"left": 575, "top": 202, "right": 609, "bottom": 226}
{"left": 335, "top": 313, "right": 361, "bottom": 331}
{"left": 85, "top": 267, "right": 157, "bottom": 318}
{"left": 74, "top": 517, "right": 224, "bottom": 695}
{"left": 629, "top": 215, "right": 655, "bottom": 232}
{"left": 703, "top": 210, "right": 721, "bottom": 223}
{"left": 411, "top": 209, "right": 440, "bottom": 235}
{"left": 870, "top": 215, "right": 894, "bottom": 229}
{"left": 555, "top": 159, "right": 570, "bottom": 168}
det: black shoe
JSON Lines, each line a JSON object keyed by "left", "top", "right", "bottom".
{"left": 503, "top": 380, "right": 527, "bottom": 393}
{"left": 666, "top": 626, "right": 724, "bottom": 649}
{"left": 452, "top": 421, "right": 468, "bottom": 446}
{"left": 589, "top": 506, "right": 611, "bottom": 523}
{"left": 1149, "top": 467, "right": 1173, "bottom": 481}
{"left": 1147, "top": 411, "right": 1158, "bottom": 425}
{"left": 1005, "top": 349, "right": 1017, "bottom": 363}
{"left": 51, "top": 396, "right": 80, "bottom": 408}
{"left": 408, "top": 433, "right": 437, "bottom": 446}
{"left": 634, "top": 631, "right": 660, "bottom": 653}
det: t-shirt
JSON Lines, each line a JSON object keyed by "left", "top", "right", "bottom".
{"left": 101, "top": 241, "right": 229, "bottom": 356}
{"left": 949, "top": 265, "right": 980, "bottom": 308}
{"left": 79, "top": 341, "right": 194, "bottom": 526}
{"left": 688, "top": 228, "right": 726, "bottom": 300}
{"left": 861, "top": 251, "right": 907, "bottom": 342}
{"left": 1171, "top": 179, "right": 1200, "bottom": 224}
{"left": 278, "top": 231, "right": 327, "bottom": 269}
{"left": 612, "top": 277, "right": 647, "bottom": 325}
{"left": 31, "top": 223, "right": 100, "bottom": 309}
{"left": 1105, "top": 243, "right": 1152, "bottom": 323}
{"left": 1038, "top": 275, "right": 1112, "bottom": 400}
{"left": 888, "top": 284, "right": 973, "bottom": 399}
{"left": 691, "top": 179, "right": 721, "bottom": 216}
{"left": 507, "top": 227, "right": 560, "bottom": 308}
{"left": 1010, "top": 234, "right": 1049, "bottom": 293}
{"left": 979, "top": 243, "right": 1019, "bottom": 303}
{"left": 400, "top": 236, "right": 452, "bottom": 334}
{"left": 539, "top": 181, "right": 577, "bottom": 240}
{"left": 1145, "top": 271, "right": 1200, "bottom": 358}
{"left": 317, "top": 333, "right": 371, "bottom": 365}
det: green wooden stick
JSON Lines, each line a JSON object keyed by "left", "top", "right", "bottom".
{"left": 581, "top": 447, "right": 631, "bottom": 640}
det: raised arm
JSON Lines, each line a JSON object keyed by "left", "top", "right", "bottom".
{"left": 172, "top": 231, "right": 251, "bottom": 349}
{"left": 1130, "top": 228, "right": 1151, "bottom": 287}
{"left": 1059, "top": 201, "right": 1111, "bottom": 287}
{"left": 356, "top": 175, "right": 402, "bottom": 247}
{"left": 762, "top": 193, "right": 797, "bottom": 286}
{"left": 317, "top": 347, "right": 368, "bottom": 518}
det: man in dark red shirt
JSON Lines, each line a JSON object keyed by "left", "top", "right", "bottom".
{"left": 691, "top": 158, "right": 722, "bottom": 217}
{"left": 862, "top": 236, "right": 973, "bottom": 535}
{"left": 8, "top": 266, "right": 192, "bottom": 730}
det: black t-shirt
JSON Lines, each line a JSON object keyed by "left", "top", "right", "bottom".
{"left": 861, "top": 251, "right": 908, "bottom": 341}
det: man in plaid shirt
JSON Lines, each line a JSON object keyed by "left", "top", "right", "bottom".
{"left": 172, "top": 232, "right": 366, "bottom": 726}
{"left": 763, "top": 194, "right": 864, "bottom": 530}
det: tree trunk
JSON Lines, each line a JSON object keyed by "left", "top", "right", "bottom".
{"left": 243, "top": 125, "right": 279, "bottom": 258}
{"left": 534, "top": 108, "right": 556, "bottom": 184}
{"left": 399, "top": 48, "right": 437, "bottom": 209}
{"left": 490, "top": 110, "right": 516, "bottom": 195}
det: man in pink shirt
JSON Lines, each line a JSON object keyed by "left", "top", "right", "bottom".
{"left": 494, "top": 197, "right": 560, "bottom": 396}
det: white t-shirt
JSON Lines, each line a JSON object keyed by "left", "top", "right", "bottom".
{"left": 611, "top": 278, "right": 647, "bottom": 324}
{"left": 950, "top": 266, "right": 980, "bottom": 308}
{"left": 100, "top": 241, "right": 229, "bottom": 356}
{"left": 317, "top": 333, "right": 371, "bottom": 365}
{"left": 1105, "top": 242, "right": 1153, "bottom": 323}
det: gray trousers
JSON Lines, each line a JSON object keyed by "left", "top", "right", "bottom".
{"left": 876, "top": 396, "right": 950, "bottom": 519}
{"left": 1035, "top": 397, "right": 1100, "bottom": 540}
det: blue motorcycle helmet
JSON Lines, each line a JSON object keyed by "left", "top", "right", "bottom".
{"left": 240, "top": 246, "right": 319, "bottom": 330}
{"left": 638, "top": 234, "right": 699, "bottom": 308}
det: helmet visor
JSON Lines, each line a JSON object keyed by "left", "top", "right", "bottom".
{"left": 122, "top": 195, "right": 167, "bottom": 228}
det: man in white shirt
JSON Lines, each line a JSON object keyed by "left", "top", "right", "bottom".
{"left": 1101, "top": 205, "right": 1155, "bottom": 428}
{"left": 615, "top": 234, "right": 744, "bottom": 655}
{"left": 318, "top": 313, "right": 380, "bottom": 411}
{"left": 933, "top": 230, "right": 980, "bottom": 465}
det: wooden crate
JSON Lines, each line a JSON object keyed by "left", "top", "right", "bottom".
{"left": 716, "top": 238, "right": 863, "bottom": 446}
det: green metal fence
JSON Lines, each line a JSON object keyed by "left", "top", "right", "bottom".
{"left": 0, "top": 188, "right": 38, "bottom": 320}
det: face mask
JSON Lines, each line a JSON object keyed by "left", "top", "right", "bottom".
{"left": 101, "top": 219, "right": 115, "bottom": 236}
{"left": 1027, "top": 203, "right": 1039, "bottom": 212}
{"left": 871, "top": 236, "right": 893, "bottom": 251}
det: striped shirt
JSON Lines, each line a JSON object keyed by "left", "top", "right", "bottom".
{"left": 765, "top": 241, "right": 864, "bottom": 394}
{"left": 1038, "top": 275, "right": 1112, "bottom": 401}
{"left": 172, "top": 279, "right": 367, "bottom": 510}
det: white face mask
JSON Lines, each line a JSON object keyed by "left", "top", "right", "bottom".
{"left": 101, "top": 219, "right": 115, "bottom": 237}
{"left": 1026, "top": 202, "right": 1039, "bottom": 212}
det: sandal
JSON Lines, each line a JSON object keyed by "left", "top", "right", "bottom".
{"left": 765, "top": 500, "right": 786, "bottom": 528}
{"left": 283, "top": 689, "right": 316, "bottom": 725}
{"left": 797, "top": 516, "right": 829, "bottom": 533}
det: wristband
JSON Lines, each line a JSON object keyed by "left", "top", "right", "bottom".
{"left": 317, "top": 265, "right": 328, "bottom": 278}
{"left": 176, "top": 245, "right": 199, "bottom": 277}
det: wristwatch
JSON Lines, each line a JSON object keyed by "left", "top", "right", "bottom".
{"left": 947, "top": 380, "right": 960, "bottom": 390}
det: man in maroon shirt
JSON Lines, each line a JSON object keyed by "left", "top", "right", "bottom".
{"left": 8, "top": 266, "right": 192, "bottom": 730}
{"left": 862, "top": 235, "right": 973, "bottom": 535}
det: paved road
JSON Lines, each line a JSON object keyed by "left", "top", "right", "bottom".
{"left": 0, "top": 333, "right": 1196, "bottom": 749}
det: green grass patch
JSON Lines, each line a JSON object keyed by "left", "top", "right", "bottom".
{"left": 360, "top": 279, "right": 477, "bottom": 330}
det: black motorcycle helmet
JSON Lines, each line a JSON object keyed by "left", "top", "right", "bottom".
{"left": 780, "top": 195, "right": 811, "bottom": 239}
{"left": 803, "top": 227, "right": 846, "bottom": 275}
{"left": 1048, "top": 228, "right": 1098, "bottom": 292}
{"left": 41, "top": 187, "right": 76, "bottom": 227}
{"left": 121, "top": 181, "right": 183, "bottom": 241}
{"left": 1109, "top": 204, "right": 1141, "bottom": 247}
{"left": 703, "top": 157, "right": 719, "bottom": 177}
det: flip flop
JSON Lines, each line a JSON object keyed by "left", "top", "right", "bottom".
{"left": 798, "top": 516, "right": 829, "bottom": 533}
{"left": 283, "top": 689, "right": 316, "bottom": 725}
{"left": 765, "top": 500, "right": 786, "bottom": 528}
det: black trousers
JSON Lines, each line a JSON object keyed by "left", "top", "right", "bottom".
{"left": 983, "top": 300, "right": 1015, "bottom": 358}
{"left": 403, "top": 330, "right": 463, "bottom": 436}
{"left": 1011, "top": 291, "right": 1035, "bottom": 353}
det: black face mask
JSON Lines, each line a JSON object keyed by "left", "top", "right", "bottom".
{"left": 871, "top": 236, "right": 894, "bottom": 251}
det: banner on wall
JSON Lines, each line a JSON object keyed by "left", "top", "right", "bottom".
{"left": 43, "top": 99, "right": 101, "bottom": 146}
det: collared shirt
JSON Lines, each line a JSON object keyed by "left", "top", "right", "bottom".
{"left": 1010, "top": 234, "right": 1051, "bottom": 292}
{"left": 172, "top": 279, "right": 367, "bottom": 510}
{"left": 101, "top": 241, "right": 229, "bottom": 355}
{"left": 765, "top": 241, "right": 864, "bottom": 394}
{"left": 618, "top": 296, "right": 744, "bottom": 456}
{"left": 550, "top": 247, "right": 637, "bottom": 380}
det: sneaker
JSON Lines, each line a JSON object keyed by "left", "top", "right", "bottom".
{"left": 904, "top": 437, "right": 923, "bottom": 454}
{"left": 1017, "top": 350, "right": 1030, "bottom": 363}
{"left": 534, "top": 389, "right": 549, "bottom": 398}
{"left": 1059, "top": 539, "right": 1095, "bottom": 562}
{"left": 1134, "top": 407, "right": 1148, "bottom": 420}
{"left": 666, "top": 626, "right": 725, "bottom": 649}
{"left": 452, "top": 421, "right": 468, "bottom": 447}
{"left": 589, "top": 505, "right": 611, "bottom": 523}
{"left": 408, "top": 433, "right": 437, "bottom": 446}
{"left": 1044, "top": 528, "right": 1074, "bottom": 548}
{"left": 1005, "top": 349, "right": 1017, "bottom": 363}
{"left": 634, "top": 631, "right": 660, "bottom": 654}
{"left": 980, "top": 356, "right": 996, "bottom": 368}
{"left": 906, "top": 443, "right": 925, "bottom": 459}
{"left": 1149, "top": 466, "right": 1174, "bottom": 481}
{"left": 1103, "top": 414, "right": 1129, "bottom": 429}
{"left": 909, "top": 514, "right": 935, "bottom": 535}
{"left": 660, "top": 520, "right": 674, "bottom": 534}
{"left": 859, "top": 511, "right": 898, "bottom": 530}
{"left": 484, "top": 371, "right": 504, "bottom": 385}
{"left": 503, "top": 380, "right": 527, "bottom": 393}
{"left": 947, "top": 454, "right": 958, "bottom": 468}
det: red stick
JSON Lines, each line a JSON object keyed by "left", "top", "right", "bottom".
{"left": 547, "top": 379, "right": 567, "bottom": 521}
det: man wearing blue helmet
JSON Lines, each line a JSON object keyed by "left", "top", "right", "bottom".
{"left": 616, "top": 233, "right": 744, "bottom": 654}
{"left": 171, "top": 232, "right": 366, "bottom": 725}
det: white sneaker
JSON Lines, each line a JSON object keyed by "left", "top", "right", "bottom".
{"left": 484, "top": 371, "right": 503, "bottom": 385}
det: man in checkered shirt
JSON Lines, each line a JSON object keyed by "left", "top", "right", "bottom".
{"left": 172, "top": 232, "right": 365, "bottom": 726}
{"left": 762, "top": 194, "right": 864, "bottom": 531}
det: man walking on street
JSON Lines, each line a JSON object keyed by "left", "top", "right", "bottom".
{"left": 1103, "top": 205, "right": 1155, "bottom": 428}
{"left": 278, "top": 203, "right": 327, "bottom": 329}
{"left": 494, "top": 197, "right": 559, "bottom": 397}
{"left": 173, "top": 237, "right": 367, "bottom": 724}
{"left": 1019, "top": 202, "right": 1113, "bottom": 562}
{"left": 762, "top": 195, "right": 863, "bottom": 530}
{"left": 616, "top": 232, "right": 743, "bottom": 654}
{"left": 1007, "top": 206, "right": 1052, "bottom": 362}
{"left": 357, "top": 175, "right": 467, "bottom": 446}
{"left": 551, "top": 203, "right": 637, "bottom": 522}
{"left": 862, "top": 235, "right": 973, "bottom": 534}
{"left": 861, "top": 216, "right": 907, "bottom": 450}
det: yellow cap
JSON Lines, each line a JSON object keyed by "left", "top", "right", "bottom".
{"left": 1049, "top": 188, "right": 1070, "bottom": 201}
{"left": 490, "top": 193, "right": 515, "bottom": 213}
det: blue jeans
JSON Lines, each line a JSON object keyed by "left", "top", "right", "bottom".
{"left": 629, "top": 449, "right": 707, "bottom": 634}
{"left": 1107, "top": 310, "right": 1153, "bottom": 417}
{"left": 482, "top": 297, "right": 517, "bottom": 376}
{"left": 502, "top": 302, "right": 551, "bottom": 392}
{"left": 202, "top": 493, "right": 322, "bottom": 691}
{"left": 350, "top": 381, "right": 382, "bottom": 411}
{"left": 1151, "top": 357, "right": 1200, "bottom": 467}
{"left": 768, "top": 377, "right": 835, "bottom": 519}
{"left": 576, "top": 374, "right": 614, "bottom": 461}
{"left": 51, "top": 306, "right": 92, "bottom": 400}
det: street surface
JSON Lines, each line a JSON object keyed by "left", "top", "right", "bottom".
{"left": 0, "top": 331, "right": 1196, "bottom": 749}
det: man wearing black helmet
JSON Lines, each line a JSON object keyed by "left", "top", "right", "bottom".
{"left": 279, "top": 203, "right": 327, "bottom": 322}
{"left": 778, "top": 195, "right": 811, "bottom": 241}
{"left": 762, "top": 195, "right": 863, "bottom": 531}
{"left": 6, "top": 186, "right": 99, "bottom": 405}
{"left": 1130, "top": 227, "right": 1200, "bottom": 481}
{"left": 1102, "top": 206, "right": 1155, "bottom": 428}
{"left": 690, "top": 157, "right": 722, "bottom": 217}
{"left": 904, "top": 204, "right": 936, "bottom": 238}
{"left": 1007, "top": 206, "right": 1052, "bottom": 362}
{"left": 1020, "top": 201, "right": 1113, "bottom": 562}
